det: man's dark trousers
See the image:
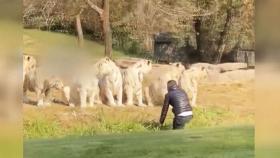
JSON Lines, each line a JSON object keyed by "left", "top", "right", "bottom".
{"left": 173, "top": 115, "right": 193, "bottom": 130}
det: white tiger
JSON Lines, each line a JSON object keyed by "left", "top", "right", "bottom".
{"left": 179, "top": 66, "right": 208, "bottom": 107}
{"left": 61, "top": 65, "right": 100, "bottom": 108}
{"left": 23, "top": 54, "right": 75, "bottom": 106}
{"left": 41, "top": 76, "right": 65, "bottom": 104}
{"left": 121, "top": 59, "right": 152, "bottom": 107}
{"left": 95, "top": 57, "right": 123, "bottom": 106}
{"left": 23, "top": 54, "right": 44, "bottom": 106}
{"left": 143, "top": 62, "right": 185, "bottom": 106}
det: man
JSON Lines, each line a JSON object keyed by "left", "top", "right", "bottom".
{"left": 159, "top": 80, "right": 193, "bottom": 129}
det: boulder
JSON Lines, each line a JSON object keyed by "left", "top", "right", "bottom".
{"left": 217, "top": 63, "right": 248, "bottom": 72}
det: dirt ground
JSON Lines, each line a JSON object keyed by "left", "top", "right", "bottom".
{"left": 198, "top": 81, "right": 254, "bottom": 114}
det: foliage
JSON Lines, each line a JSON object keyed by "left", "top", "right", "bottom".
{"left": 197, "top": 0, "right": 255, "bottom": 62}
{"left": 23, "top": 0, "right": 255, "bottom": 62}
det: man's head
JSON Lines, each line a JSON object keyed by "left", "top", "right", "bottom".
{"left": 167, "top": 80, "right": 177, "bottom": 91}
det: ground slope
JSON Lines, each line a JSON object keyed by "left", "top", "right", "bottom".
{"left": 23, "top": 29, "right": 126, "bottom": 58}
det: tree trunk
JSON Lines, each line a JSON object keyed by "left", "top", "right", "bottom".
{"left": 214, "top": 8, "right": 232, "bottom": 64}
{"left": 84, "top": 0, "right": 112, "bottom": 57}
{"left": 75, "top": 13, "right": 84, "bottom": 48}
{"left": 194, "top": 17, "right": 201, "bottom": 51}
{"left": 103, "top": 0, "right": 112, "bottom": 57}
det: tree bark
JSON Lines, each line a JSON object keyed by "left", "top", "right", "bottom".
{"left": 103, "top": 0, "right": 112, "bottom": 57}
{"left": 214, "top": 8, "right": 232, "bottom": 64}
{"left": 85, "top": 0, "right": 104, "bottom": 15}
{"left": 84, "top": 0, "right": 112, "bottom": 57}
{"left": 194, "top": 17, "right": 201, "bottom": 51}
{"left": 75, "top": 13, "right": 84, "bottom": 48}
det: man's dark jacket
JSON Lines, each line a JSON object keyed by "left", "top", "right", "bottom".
{"left": 159, "top": 85, "right": 192, "bottom": 124}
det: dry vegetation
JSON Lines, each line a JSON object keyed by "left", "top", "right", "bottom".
{"left": 23, "top": 80, "right": 254, "bottom": 138}
{"left": 23, "top": 0, "right": 255, "bottom": 63}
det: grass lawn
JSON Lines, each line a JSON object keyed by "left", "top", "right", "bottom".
{"left": 22, "top": 29, "right": 254, "bottom": 158}
{"left": 24, "top": 126, "right": 254, "bottom": 158}
{"left": 23, "top": 29, "right": 127, "bottom": 59}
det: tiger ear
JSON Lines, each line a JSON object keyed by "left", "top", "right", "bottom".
{"left": 176, "top": 63, "right": 180, "bottom": 67}
{"left": 147, "top": 60, "right": 151, "bottom": 65}
{"left": 27, "top": 56, "right": 30, "bottom": 61}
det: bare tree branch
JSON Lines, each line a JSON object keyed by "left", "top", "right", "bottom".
{"left": 84, "top": 0, "right": 103, "bottom": 16}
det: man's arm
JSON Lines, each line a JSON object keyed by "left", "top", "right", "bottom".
{"left": 159, "top": 94, "right": 169, "bottom": 124}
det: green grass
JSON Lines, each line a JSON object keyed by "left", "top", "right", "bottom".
{"left": 23, "top": 29, "right": 127, "bottom": 59}
{"left": 23, "top": 106, "right": 253, "bottom": 139}
{"left": 24, "top": 126, "right": 254, "bottom": 158}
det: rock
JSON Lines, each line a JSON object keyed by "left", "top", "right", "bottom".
{"left": 206, "top": 69, "right": 255, "bottom": 83}
{"left": 217, "top": 63, "right": 248, "bottom": 72}
{"left": 220, "top": 69, "right": 255, "bottom": 81}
